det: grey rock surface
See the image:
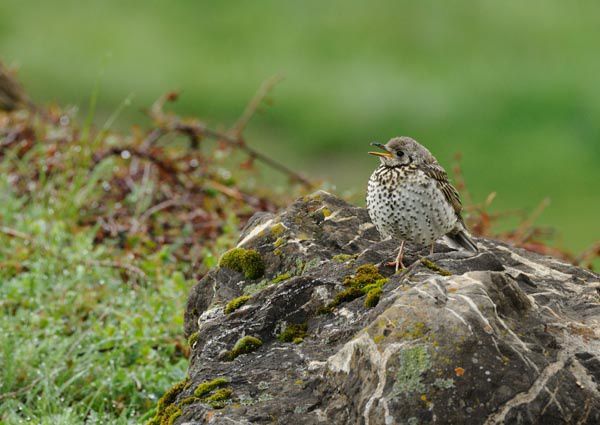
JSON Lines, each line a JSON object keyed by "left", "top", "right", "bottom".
{"left": 177, "top": 191, "right": 600, "bottom": 424}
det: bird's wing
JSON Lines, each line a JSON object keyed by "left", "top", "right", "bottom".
{"left": 420, "top": 163, "right": 463, "bottom": 216}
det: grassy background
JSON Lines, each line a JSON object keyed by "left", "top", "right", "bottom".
{"left": 2, "top": 1, "right": 600, "bottom": 251}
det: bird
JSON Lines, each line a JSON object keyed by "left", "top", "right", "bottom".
{"left": 366, "top": 136, "right": 478, "bottom": 271}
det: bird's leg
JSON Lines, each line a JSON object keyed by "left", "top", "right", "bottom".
{"left": 395, "top": 240, "right": 405, "bottom": 272}
{"left": 430, "top": 242, "right": 435, "bottom": 256}
{"left": 385, "top": 241, "right": 406, "bottom": 271}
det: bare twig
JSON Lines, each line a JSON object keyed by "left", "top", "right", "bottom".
{"left": 231, "top": 74, "right": 283, "bottom": 136}
{"left": 85, "top": 259, "right": 147, "bottom": 279}
{"left": 0, "top": 225, "right": 33, "bottom": 241}
{"left": 173, "top": 121, "right": 314, "bottom": 187}
{"left": 148, "top": 84, "right": 314, "bottom": 188}
{"left": 512, "top": 197, "right": 551, "bottom": 244}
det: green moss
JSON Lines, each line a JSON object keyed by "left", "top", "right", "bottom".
{"left": 293, "top": 337, "right": 304, "bottom": 344}
{"left": 156, "top": 379, "right": 187, "bottom": 414}
{"left": 226, "top": 336, "right": 262, "bottom": 360}
{"left": 194, "top": 377, "right": 229, "bottom": 397}
{"left": 321, "top": 207, "right": 332, "bottom": 217}
{"left": 273, "top": 248, "right": 283, "bottom": 256}
{"left": 204, "top": 387, "right": 233, "bottom": 408}
{"left": 392, "top": 346, "right": 431, "bottom": 395}
{"left": 277, "top": 323, "right": 307, "bottom": 343}
{"left": 400, "top": 322, "right": 430, "bottom": 340}
{"left": 272, "top": 272, "right": 291, "bottom": 283}
{"left": 420, "top": 258, "right": 452, "bottom": 276}
{"left": 162, "top": 404, "right": 182, "bottom": 425}
{"left": 224, "top": 295, "right": 251, "bottom": 314}
{"left": 270, "top": 222, "right": 286, "bottom": 237}
{"left": 332, "top": 253, "right": 357, "bottom": 263}
{"left": 364, "top": 287, "right": 382, "bottom": 308}
{"left": 331, "top": 287, "right": 364, "bottom": 307}
{"left": 324, "top": 264, "right": 389, "bottom": 311}
{"left": 146, "top": 379, "right": 188, "bottom": 425}
{"left": 219, "top": 248, "right": 265, "bottom": 280}
{"left": 242, "top": 279, "right": 274, "bottom": 296}
{"left": 179, "top": 396, "right": 199, "bottom": 406}
{"left": 344, "top": 264, "right": 386, "bottom": 288}
{"left": 187, "top": 331, "right": 199, "bottom": 347}
{"left": 273, "top": 237, "right": 285, "bottom": 248}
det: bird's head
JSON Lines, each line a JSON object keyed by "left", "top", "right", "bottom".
{"left": 369, "top": 136, "right": 435, "bottom": 167}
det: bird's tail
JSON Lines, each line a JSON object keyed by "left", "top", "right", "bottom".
{"left": 446, "top": 229, "right": 478, "bottom": 253}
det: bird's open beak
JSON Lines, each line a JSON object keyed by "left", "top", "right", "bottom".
{"left": 368, "top": 142, "right": 393, "bottom": 158}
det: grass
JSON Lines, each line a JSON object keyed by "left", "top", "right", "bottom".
{"left": 0, "top": 161, "right": 191, "bottom": 423}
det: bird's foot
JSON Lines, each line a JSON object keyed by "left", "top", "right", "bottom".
{"left": 384, "top": 260, "right": 405, "bottom": 272}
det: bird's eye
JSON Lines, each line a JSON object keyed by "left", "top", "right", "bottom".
{"left": 396, "top": 150, "right": 404, "bottom": 157}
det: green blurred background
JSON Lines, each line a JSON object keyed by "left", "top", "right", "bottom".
{"left": 1, "top": 0, "right": 599, "bottom": 252}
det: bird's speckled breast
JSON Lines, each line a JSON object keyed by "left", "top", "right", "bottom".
{"left": 366, "top": 165, "right": 457, "bottom": 245}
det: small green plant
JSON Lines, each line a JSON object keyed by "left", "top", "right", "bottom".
{"left": 219, "top": 248, "right": 265, "bottom": 279}
{"left": 277, "top": 323, "right": 307, "bottom": 343}
{"left": 226, "top": 336, "right": 263, "bottom": 360}
{"left": 204, "top": 387, "right": 233, "bottom": 408}
{"left": 364, "top": 287, "right": 382, "bottom": 308}
{"left": 194, "top": 377, "right": 230, "bottom": 398}
{"left": 224, "top": 295, "right": 251, "bottom": 314}
{"left": 322, "top": 264, "right": 388, "bottom": 311}
{"left": 420, "top": 258, "right": 452, "bottom": 276}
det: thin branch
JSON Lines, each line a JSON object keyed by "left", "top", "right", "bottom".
{"left": 85, "top": 259, "right": 147, "bottom": 279}
{"left": 174, "top": 121, "right": 314, "bottom": 187}
{"left": 0, "top": 225, "right": 33, "bottom": 241}
{"left": 231, "top": 74, "right": 283, "bottom": 136}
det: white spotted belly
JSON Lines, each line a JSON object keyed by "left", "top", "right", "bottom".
{"left": 366, "top": 168, "right": 457, "bottom": 246}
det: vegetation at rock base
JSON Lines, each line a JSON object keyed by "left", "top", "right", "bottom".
{"left": 219, "top": 248, "right": 266, "bottom": 280}
{"left": 145, "top": 379, "right": 188, "bottom": 425}
{"left": 0, "top": 66, "right": 305, "bottom": 424}
{"left": 224, "top": 295, "right": 251, "bottom": 314}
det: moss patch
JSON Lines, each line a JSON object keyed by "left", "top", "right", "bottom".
{"left": 270, "top": 222, "right": 286, "bottom": 237}
{"left": 204, "top": 387, "right": 233, "bottom": 408}
{"left": 224, "top": 295, "right": 251, "bottom": 314}
{"left": 343, "top": 264, "right": 386, "bottom": 287}
{"left": 194, "top": 377, "right": 229, "bottom": 398}
{"left": 191, "top": 378, "right": 233, "bottom": 410}
{"left": 146, "top": 379, "right": 188, "bottom": 425}
{"left": 399, "top": 322, "right": 430, "bottom": 340}
{"left": 226, "top": 336, "right": 262, "bottom": 360}
{"left": 420, "top": 258, "right": 452, "bottom": 276}
{"left": 332, "top": 253, "right": 357, "bottom": 263}
{"left": 272, "top": 272, "right": 291, "bottom": 283}
{"left": 278, "top": 323, "right": 307, "bottom": 343}
{"left": 187, "top": 331, "right": 200, "bottom": 347}
{"left": 322, "top": 264, "right": 388, "bottom": 312}
{"left": 219, "top": 248, "right": 265, "bottom": 280}
{"left": 364, "top": 287, "right": 382, "bottom": 308}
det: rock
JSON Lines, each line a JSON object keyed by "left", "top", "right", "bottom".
{"left": 170, "top": 191, "right": 600, "bottom": 425}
